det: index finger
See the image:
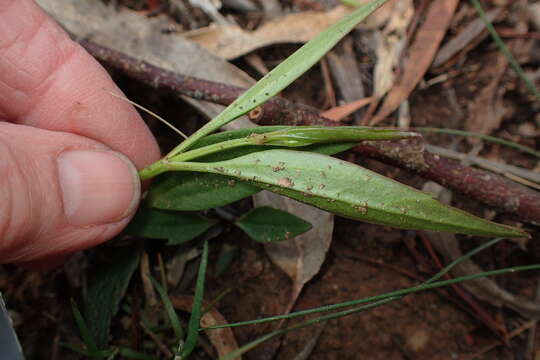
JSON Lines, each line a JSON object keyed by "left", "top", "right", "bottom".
{"left": 0, "top": 0, "right": 161, "bottom": 169}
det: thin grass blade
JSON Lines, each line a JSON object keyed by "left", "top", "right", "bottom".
{"left": 71, "top": 299, "right": 103, "bottom": 358}
{"left": 150, "top": 276, "right": 184, "bottom": 339}
{"left": 178, "top": 239, "right": 210, "bottom": 359}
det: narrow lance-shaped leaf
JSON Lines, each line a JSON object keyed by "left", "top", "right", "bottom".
{"left": 165, "top": 0, "right": 388, "bottom": 157}
{"left": 148, "top": 127, "right": 393, "bottom": 211}
{"left": 235, "top": 206, "right": 313, "bottom": 242}
{"left": 167, "top": 150, "right": 527, "bottom": 238}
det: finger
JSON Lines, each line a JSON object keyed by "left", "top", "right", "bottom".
{"left": 0, "top": 122, "right": 140, "bottom": 264}
{"left": 0, "top": 0, "right": 161, "bottom": 169}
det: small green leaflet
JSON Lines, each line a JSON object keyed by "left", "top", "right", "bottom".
{"left": 235, "top": 207, "right": 313, "bottom": 242}
{"left": 125, "top": 208, "right": 215, "bottom": 245}
{"left": 169, "top": 150, "right": 526, "bottom": 238}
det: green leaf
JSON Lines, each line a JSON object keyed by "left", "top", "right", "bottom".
{"left": 166, "top": 0, "right": 389, "bottom": 156}
{"left": 147, "top": 173, "right": 260, "bottom": 211}
{"left": 260, "top": 127, "right": 417, "bottom": 147}
{"left": 125, "top": 208, "right": 215, "bottom": 245}
{"left": 84, "top": 245, "right": 142, "bottom": 349}
{"left": 71, "top": 300, "right": 103, "bottom": 357}
{"left": 187, "top": 126, "right": 366, "bottom": 162}
{"left": 191, "top": 126, "right": 290, "bottom": 149}
{"left": 235, "top": 207, "right": 312, "bottom": 242}
{"left": 147, "top": 135, "right": 356, "bottom": 211}
{"left": 170, "top": 150, "right": 527, "bottom": 238}
{"left": 215, "top": 244, "right": 239, "bottom": 276}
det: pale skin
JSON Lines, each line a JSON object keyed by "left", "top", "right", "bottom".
{"left": 0, "top": 0, "right": 161, "bottom": 268}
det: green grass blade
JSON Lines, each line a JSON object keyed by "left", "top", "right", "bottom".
{"left": 204, "top": 238, "right": 514, "bottom": 330}
{"left": 71, "top": 299, "right": 104, "bottom": 358}
{"left": 470, "top": 0, "right": 540, "bottom": 103}
{"left": 167, "top": 150, "right": 527, "bottom": 237}
{"left": 150, "top": 276, "right": 184, "bottom": 340}
{"left": 216, "top": 238, "right": 518, "bottom": 359}
{"left": 118, "top": 347, "right": 160, "bottom": 360}
{"left": 219, "top": 298, "right": 393, "bottom": 360}
{"left": 178, "top": 239, "right": 210, "bottom": 359}
{"left": 165, "top": 0, "right": 388, "bottom": 157}
{"left": 417, "top": 127, "right": 540, "bottom": 159}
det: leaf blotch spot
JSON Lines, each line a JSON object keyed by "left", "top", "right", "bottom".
{"left": 352, "top": 203, "right": 368, "bottom": 214}
{"left": 277, "top": 177, "right": 294, "bottom": 188}
{"left": 214, "top": 167, "right": 225, "bottom": 173}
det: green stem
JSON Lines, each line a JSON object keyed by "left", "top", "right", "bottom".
{"left": 139, "top": 161, "right": 168, "bottom": 181}
{"left": 165, "top": 109, "right": 240, "bottom": 159}
{"left": 139, "top": 136, "right": 258, "bottom": 180}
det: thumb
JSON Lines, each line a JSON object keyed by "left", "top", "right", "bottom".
{"left": 0, "top": 122, "right": 141, "bottom": 265}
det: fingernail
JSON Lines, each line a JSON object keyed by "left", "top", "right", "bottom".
{"left": 57, "top": 150, "right": 141, "bottom": 226}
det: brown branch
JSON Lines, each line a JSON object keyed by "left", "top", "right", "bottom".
{"left": 80, "top": 40, "right": 540, "bottom": 225}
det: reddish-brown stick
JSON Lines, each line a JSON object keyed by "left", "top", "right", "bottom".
{"left": 80, "top": 40, "right": 540, "bottom": 225}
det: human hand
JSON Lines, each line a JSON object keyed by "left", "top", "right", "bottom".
{"left": 0, "top": 0, "right": 161, "bottom": 267}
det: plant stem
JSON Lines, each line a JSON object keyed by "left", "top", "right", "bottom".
{"left": 140, "top": 137, "right": 258, "bottom": 180}
{"left": 139, "top": 161, "right": 168, "bottom": 181}
{"left": 169, "top": 137, "right": 256, "bottom": 162}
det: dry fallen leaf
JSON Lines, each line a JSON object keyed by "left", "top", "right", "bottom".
{"left": 370, "top": 0, "right": 460, "bottom": 125}
{"left": 373, "top": 0, "right": 414, "bottom": 98}
{"left": 320, "top": 97, "right": 374, "bottom": 122}
{"left": 465, "top": 50, "right": 508, "bottom": 136}
{"left": 183, "top": 6, "right": 351, "bottom": 59}
{"left": 253, "top": 193, "right": 334, "bottom": 314}
{"left": 326, "top": 37, "right": 366, "bottom": 123}
{"left": 183, "top": 2, "right": 397, "bottom": 60}
{"left": 432, "top": 8, "right": 502, "bottom": 69}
